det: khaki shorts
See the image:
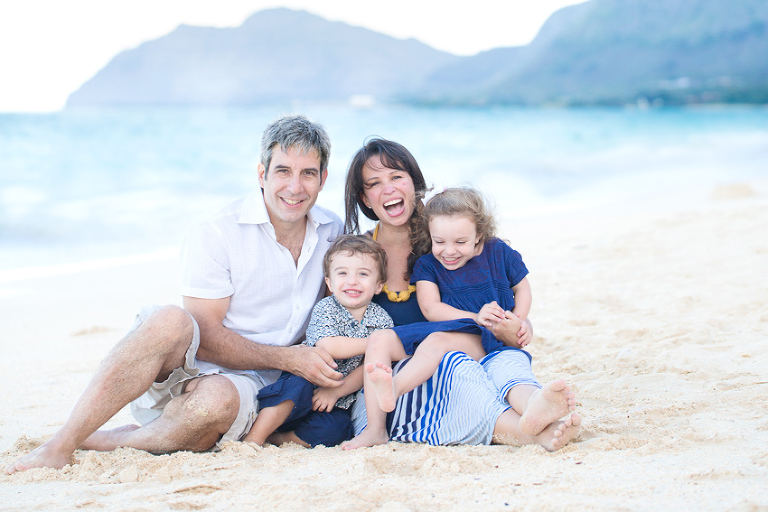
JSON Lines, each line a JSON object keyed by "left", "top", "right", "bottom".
{"left": 128, "top": 305, "right": 263, "bottom": 447}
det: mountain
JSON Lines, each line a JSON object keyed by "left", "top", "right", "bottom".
{"left": 66, "top": 8, "right": 459, "bottom": 106}
{"left": 67, "top": 1, "right": 768, "bottom": 107}
{"left": 417, "top": 0, "right": 768, "bottom": 106}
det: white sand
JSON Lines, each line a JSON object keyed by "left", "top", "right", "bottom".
{"left": 2, "top": 182, "right": 767, "bottom": 511}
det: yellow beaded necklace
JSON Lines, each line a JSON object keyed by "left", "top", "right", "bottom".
{"left": 373, "top": 223, "right": 417, "bottom": 303}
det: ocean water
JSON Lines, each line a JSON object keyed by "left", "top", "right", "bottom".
{"left": 1, "top": 104, "right": 767, "bottom": 274}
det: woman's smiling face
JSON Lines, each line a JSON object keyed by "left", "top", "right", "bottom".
{"left": 360, "top": 155, "right": 416, "bottom": 228}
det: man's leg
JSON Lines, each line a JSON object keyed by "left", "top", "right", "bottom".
{"left": 5, "top": 305, "right": 205, "bottom": 473}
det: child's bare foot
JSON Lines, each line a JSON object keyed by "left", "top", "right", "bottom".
{"left": 519, "top": 380, "right": 576, "bottom": 436}
{"left": 535, "top": 412, "right": 581, "bottom": 452}
{"left": 341, "top": 427, "right": 389, "bottom": 450}
{"left": 368, "top": 362, "right": 397, "bottom": 413}
{"left": 5, "top": 442, "right": 73, "bottom": 474}
{"left": 80, "top": 424, "right": 140, "bottom": 451}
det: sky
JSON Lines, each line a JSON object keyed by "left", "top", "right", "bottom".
{"left": 0, "top": 0, "right": 587, "bottom": 112}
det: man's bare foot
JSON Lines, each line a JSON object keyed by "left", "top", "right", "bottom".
{"left": 368, "top": 362, "right": 397, "bottom": 413}
{"left": 518, "top": 380, "right": 576, "bottom": 436}
{"left": 80, "top": 424, "right": 140, "bottom": 451}
{"left": 5, "top": 442, "right": 73, "bottom": 474}
{"left": 341, "top": 427, "right": 389, "bottom": 450}
{"left": 535, "top": 412, "right": 581, "bottom": 452}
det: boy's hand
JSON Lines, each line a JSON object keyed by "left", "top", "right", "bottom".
{"left": 476, "top": 301, "right": 506, "bottom": 328}
{"left": 312, "top": 387, "right": 340, "bottom": 412}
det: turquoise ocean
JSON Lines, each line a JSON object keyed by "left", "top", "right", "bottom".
{"left": 1, "top": 105, "right": 767, "bottom": 274}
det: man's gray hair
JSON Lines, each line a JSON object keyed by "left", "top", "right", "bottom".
{"left": 260, "top": 115, "right": 331, "bottom": 175}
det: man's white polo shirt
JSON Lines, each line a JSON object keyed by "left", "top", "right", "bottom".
{"left": 180, "top": 188, "right": 343, "bottom": 385}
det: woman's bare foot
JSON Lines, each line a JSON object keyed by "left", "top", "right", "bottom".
{"left": 535, "top": 412, "right": 581, "bottom": 452}
{"left": 5, "top": 442, "right": 73, "bottom": 474}
{"left": 519, "top": 380, "right": 576, "bottom": 436}
{"left": 341, "top": 427, "right": 389, "bottom": 450}
{"left": 79, "top": 424, "right": 140, "bottom": 451}
{"left": 368, "top": 362, "right": 397, "bottom": 413}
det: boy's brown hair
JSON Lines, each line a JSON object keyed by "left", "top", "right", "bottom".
{"left": 323, "top": 235, "right": 388, "bottom": 282}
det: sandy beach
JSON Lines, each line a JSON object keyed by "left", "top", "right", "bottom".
{"left": 2, "top": 181, "right": 767, "bottom": 511}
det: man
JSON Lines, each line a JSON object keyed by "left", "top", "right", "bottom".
{"left": 6, "top": 115, "right": 344, "bottom": 473}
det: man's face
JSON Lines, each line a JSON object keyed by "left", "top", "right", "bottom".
{"left": 258, "top": 145, "right": 327, "bottom": 228}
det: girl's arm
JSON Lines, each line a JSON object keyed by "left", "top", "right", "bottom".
{"left": 416, "top": 280, "right": 479, "bottom": 322}
{"left": 312, "top": 365, "right": 365, "bottom": 412}
{"left": 511, "top": 277, "right": 532, "bottom": 321}
{"left": 315, "top": 336, "right": 368, "bottom": 359}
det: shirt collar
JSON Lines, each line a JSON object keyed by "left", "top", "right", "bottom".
{"left": 330, "top": 295, "right": 378, "bottom": 328}
{"left": 238, "top": 188, "right": 336, "bottom": 228}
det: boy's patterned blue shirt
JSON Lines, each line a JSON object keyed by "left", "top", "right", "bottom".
{"left": 303, "top": 295, "right": 394, "bottom": 409}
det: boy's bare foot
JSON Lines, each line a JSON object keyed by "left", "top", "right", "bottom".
{"left": 80, "top": 424, "right": 140, "bottom": 451}
{"left": 536, "top": 412, "right": 581, "bottom": 452}
{"left": 519, "top": 380, "right": 576, "bottom": 436}
{"left": 5, "top": 442, "right": 73, "bottom": 474}
{"left": 368, "top": 362, "right": 397, "bottom": 413}
{"left": 341, "top": 427, "right": 389, "bottom": 450}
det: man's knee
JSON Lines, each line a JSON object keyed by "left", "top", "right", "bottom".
{"left": 139, "top": 305, "right": 195, "bottom": 353}
{"left": 182, "top": 376, "right": 240, "bottom": 428}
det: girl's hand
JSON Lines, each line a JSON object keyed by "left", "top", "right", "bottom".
{"left": 476, "top": 301, "right": 506, "bottom": 328}
{"left": 312, "top": 387, "right": 339, "bottom": 412}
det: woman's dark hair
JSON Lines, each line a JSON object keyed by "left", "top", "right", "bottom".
{"left": 344, "top": 138, "right": 431, "bottom": 277}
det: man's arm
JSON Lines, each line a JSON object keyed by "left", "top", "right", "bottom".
{"left": 183, "top": 296, "right": 343, "bottom": 388}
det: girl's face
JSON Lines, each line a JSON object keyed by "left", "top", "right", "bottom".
{"left": 429, "top": 214, "right": 482, "bottom": 271}
{"left": 360, "top": 155, "right": 417, "bottom": 228}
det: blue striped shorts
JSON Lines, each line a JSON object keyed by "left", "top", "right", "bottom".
{"left": 352, "top": 350, "right": 541, "bottom": 445}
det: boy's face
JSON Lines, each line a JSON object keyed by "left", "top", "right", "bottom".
{"left": 325, "top": 251, "right": 384, "bottom": 317}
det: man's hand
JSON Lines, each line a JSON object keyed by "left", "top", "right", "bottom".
{"left": 286, "top": 345, "right": 343, "bottom": 388}
{"left": 312, "top": 387, "right": 341, "bottom": 412}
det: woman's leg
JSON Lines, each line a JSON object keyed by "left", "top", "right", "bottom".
{"left": 382, "top": 332, "right": 485, "bottom": 409}
{"left": 492, "top": 408, "right": 582, "bottom": 452}
{"left": 482, "top": 350, "right": 577, "bottom": 436}
{"left": 515, "top": 380, "right": 577, "bottom": 436}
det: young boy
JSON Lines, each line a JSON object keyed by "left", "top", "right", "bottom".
{"left": 243, "top": 235, "right": 393, "bottom": 447}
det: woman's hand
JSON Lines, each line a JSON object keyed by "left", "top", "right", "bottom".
{"left": 492, "top": 314, "right": 533, "bottom": 348}
{"left": 515, "top": 315, "right": 533, "bottom": 347}
{"left": 476, "top": 301, "right": 506, "bottom": 328}
{"left": 489, "top": 313, "right": 521, "bottom": 347}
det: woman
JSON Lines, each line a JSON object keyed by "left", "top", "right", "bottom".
{"left": 343, "top": 138, "right": 580, "bottom": 450}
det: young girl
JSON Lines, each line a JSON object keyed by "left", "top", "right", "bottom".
{"left": 343, "top": 187, "right": 576, "bottom": 449}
